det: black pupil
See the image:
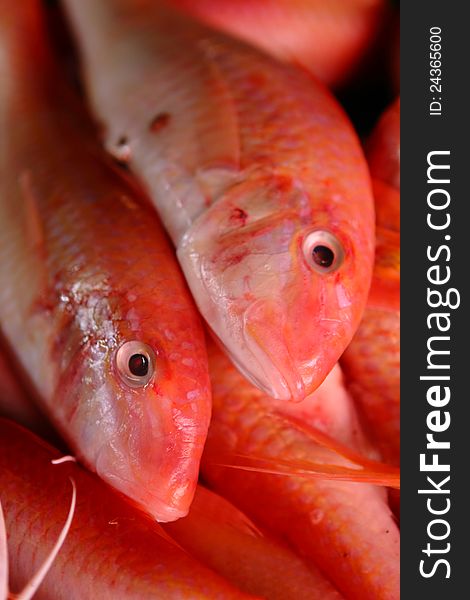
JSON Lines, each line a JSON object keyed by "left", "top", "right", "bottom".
{"left": 312, "top": 245, "right": 335, "bottom": 268}
{"left": 128, "top": 354, "right": 149, "bottom": 377}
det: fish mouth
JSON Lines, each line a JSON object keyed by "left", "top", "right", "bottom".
{"left": 244, "top": 299, "right": 306, "bottom": 402}
{"left": 100, "top": 470, "right": 191, "bottom": 522}
{"left": 243, "top": 332, "right": 305, "bottom": 403}
{"left": 96, "top": 446, "right": 193, "bottom": 522}
{"left": 215, "top": 300, "right": 306, "bottom": 402}
{"left": 224, "top": 343, "right": 292, "bottom": 401}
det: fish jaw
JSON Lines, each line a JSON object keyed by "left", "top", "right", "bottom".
{"left": 94, "top": 415, "right": 202, "bottom": 523}
{"left": 54, "top": 333, "right": 211, "bottom": 523}
{"left": 75, "top": 379, "right": 209, "bottom": 522}
{"left": 221, "top": 325, "right": 301, "bottom": 402}
{"left": 241, "top": 296, "right": 350, "bottom": 402}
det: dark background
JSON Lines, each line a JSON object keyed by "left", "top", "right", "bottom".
{"left": 401, "top": 2, "right": 468, "bottom": 597}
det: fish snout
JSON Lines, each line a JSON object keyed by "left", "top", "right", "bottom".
{"left": 94, "top": 408, "right": 207, "bottom": 522}
{"left": 241, "top": 300, "right": 307, "bottom": 402}
{"left": 95, "top": 442, "right": 199, "bottom": 522}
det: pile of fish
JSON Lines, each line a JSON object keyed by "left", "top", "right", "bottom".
{"left": 0, "top": 1, "right": 400, "bottom": 598}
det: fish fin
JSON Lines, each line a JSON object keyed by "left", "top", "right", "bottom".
{"left": 190, "top": 486, "right": 263, "bottom": 538}
{"left": 214, "top": 454, "right": 400, "bottom": 489}
{"left": 0, "top": 500, "right": 8, "bottom": 600}
{"left": 18, "top": 171, "right": 57, "bottom": 317}
{"left": 138, "top": 11, "right": 240, "bottom": 173}
{"left": 213, "top": 410, "right": 401, "bottom": 489}
{"left": 271, "top": 410, "right": 398, "bottom": 472}
{"left": 9, "top": 478, "right": 76, "bottom": 600}
{"left": 192, "top": 37, "right": 241, "bottom": 171}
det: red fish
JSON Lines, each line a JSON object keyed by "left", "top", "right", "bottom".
{"left": 0, "top": 419, "right": 253, "bottom": 599}
{"left": 202, "top": 344, "right": 400, "bottom": 600}
{"left": 0, "top": 0, "right": 211, "bottom": 522}
{"left": 63, "top": 0, "right": 375, "bottom": 401}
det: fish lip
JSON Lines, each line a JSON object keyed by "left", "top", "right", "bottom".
{"left": 243, "top": 332, "right": 305, "bottom": 403}
{"left": 223, "top": 342, "right": 292, "bottom": 401}
{"left": 101, "top": 470, "right": 190, "bottom": 522}
{"left": 141, "top": 498, "right": 189, "bottom": 523}
{"left": 241, "top": 301, "right": 306, "bottom": 402}
{"left": 211, "top": 307, "right": 306, "bottom": 402}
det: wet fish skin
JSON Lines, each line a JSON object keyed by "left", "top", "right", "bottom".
{"left": 63, "top": 0, "right": 376, "bottom": 402}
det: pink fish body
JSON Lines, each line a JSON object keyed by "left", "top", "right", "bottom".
{"left": 63, "top": 0, "right": 375, "bottom": 401}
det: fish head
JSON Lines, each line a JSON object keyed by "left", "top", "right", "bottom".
{"left": 56, "top": 289, "right": 211, "bottom": 522}
{"left": 178, "top": 175, "right": 374, "bottom": 401}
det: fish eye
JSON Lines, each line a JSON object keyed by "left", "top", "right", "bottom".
{"left": 302, "top": 230, "right": 344, "bottom": 274}
{"left": 116, "top": 341, "right": 156, "bottom": 388}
